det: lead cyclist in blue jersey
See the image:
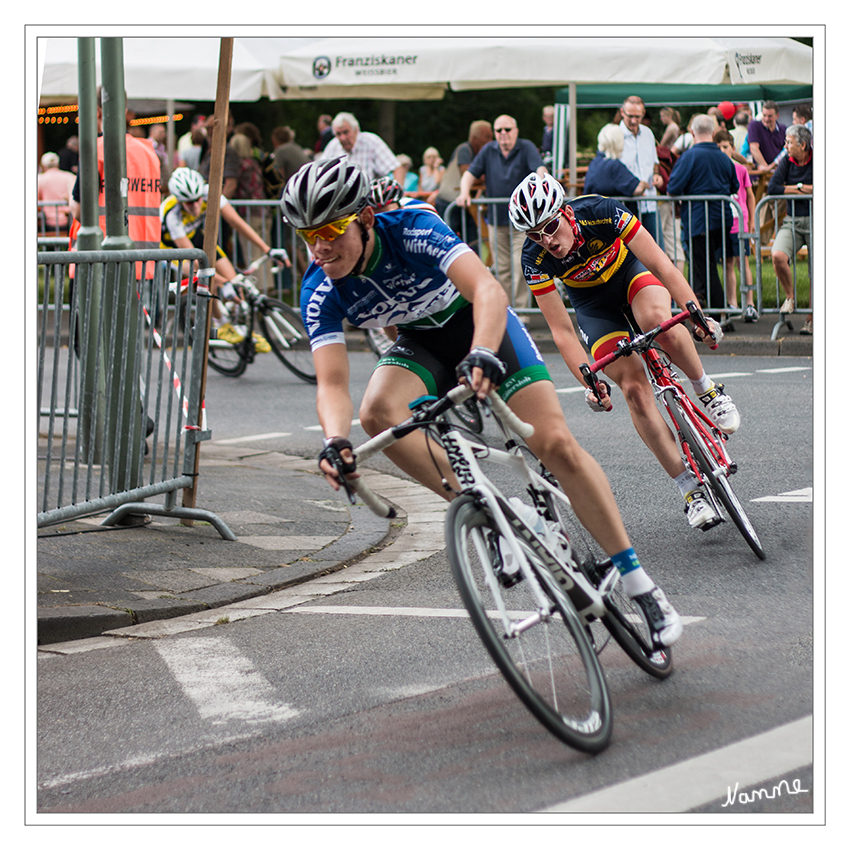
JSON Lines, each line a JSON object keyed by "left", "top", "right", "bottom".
{"left": 281, "top": 157, "right": 682, "bottom": 647}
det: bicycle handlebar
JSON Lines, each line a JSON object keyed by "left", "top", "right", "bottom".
{"left": 580, "top": 300, "right": 715, "bottom": 386}
{"left": 346, "top": 384, "right": 535, "bottom": 517}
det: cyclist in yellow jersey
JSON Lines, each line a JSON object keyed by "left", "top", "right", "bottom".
{"left": 161, "top": 168, "right": 288, "bottom": 348}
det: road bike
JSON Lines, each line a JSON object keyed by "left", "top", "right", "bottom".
{"left": 170, "top": 254, "right": 316, "bottom": 383}
{"left": 333, "top": 384, "right": 673, "bottom": 754}
{"left": 580, "top": 301, "right": 765, "bottom": 561}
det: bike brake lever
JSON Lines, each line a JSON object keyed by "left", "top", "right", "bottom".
{"left": 686, "top": 300, "right": 718, "bottom": 349}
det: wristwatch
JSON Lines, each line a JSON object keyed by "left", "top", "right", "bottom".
{"left": 796, "top": 182, "right": 804, "bottom": 191}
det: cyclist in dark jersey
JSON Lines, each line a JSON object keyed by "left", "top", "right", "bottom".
{"left": 509, "top": 172, "right": 740, "bottom": 531}
{"left": 281, "top": 157, "right": 682, "bottom": 647}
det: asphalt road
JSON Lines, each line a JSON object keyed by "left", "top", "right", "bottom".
{"left": 35, "top": 351, "right": 818, "bottom": 819}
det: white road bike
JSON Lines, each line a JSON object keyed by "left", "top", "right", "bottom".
{"left": 338, "top": 385, "right": 673, "bottom": 754}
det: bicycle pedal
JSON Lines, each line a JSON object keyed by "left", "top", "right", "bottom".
{"left": 700, "top": 515, "right": 725, "bottom": 531}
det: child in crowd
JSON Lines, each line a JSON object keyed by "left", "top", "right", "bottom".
{"left": 714, "top": 129, "right": 758, "bottom": 322}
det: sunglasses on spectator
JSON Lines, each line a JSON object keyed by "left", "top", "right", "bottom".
{"left": 296, "top": 213, "right": 359, "bottom": 245}
{"left": 494, "top": 127, "right": 516, "bottom": 134}
{"left": 526, "top": 213, "right": 563, "bottom": 242}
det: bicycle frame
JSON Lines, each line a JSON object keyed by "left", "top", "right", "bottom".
{"left": 351, "top": 386, "right": 609, "bottom": 627}
{"left": 642, "top": 345, "right": 736, "bottom": 488}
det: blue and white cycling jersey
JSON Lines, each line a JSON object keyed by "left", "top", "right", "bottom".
{"left": 300, "top": 207, "right": 474, "bottom": 351}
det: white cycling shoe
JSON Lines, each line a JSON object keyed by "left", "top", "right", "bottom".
{"left": 631, "top": 586, "right": 683, "bottom": 648}
{"left": 698, "top": 382, "right": 740, "bottom": 435}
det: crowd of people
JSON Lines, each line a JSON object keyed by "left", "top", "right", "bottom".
{"left": 38, "top": 96, "right": 813, "bottom": 334}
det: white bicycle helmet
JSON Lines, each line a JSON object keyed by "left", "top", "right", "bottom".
{"left": 508, "top": 172, "right": 566, "bottom": 232}
{"left": 280, "top": 156, "right": 370, "bottom": 228}
{"left": 168, "top": 167, "right": 206, "bottom": 202}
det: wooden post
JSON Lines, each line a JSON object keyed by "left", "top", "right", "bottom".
{"left": 182, "top": 37, "right": 233, "bottom": 519}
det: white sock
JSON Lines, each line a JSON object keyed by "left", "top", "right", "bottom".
{"left": 674, "top": 470, "right": 701, "bottom": 498}
{"left": 620, "top": 568, "right": 656, "bottom": 597}
{"left": 691, "top": 372, "right": 713, "bottom": 395}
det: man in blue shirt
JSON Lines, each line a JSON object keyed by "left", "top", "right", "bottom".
{"left": 457, "top": 115, "right": 547, "bottom": 313}
{"left": 666, "top": 114, "right": 739, "bottom": 311}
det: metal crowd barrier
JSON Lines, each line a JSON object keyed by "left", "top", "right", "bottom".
{"left": 37, "top": 246, "right": 235, "bottom": 539}
{"left": 443, "top": 195, "right": 811, "bottom": 316}
{"left": 227, "top": 193, "right": 811, "bottom": 331}
{"left": 753, "top": 194, "right": 813, "bottom": 338}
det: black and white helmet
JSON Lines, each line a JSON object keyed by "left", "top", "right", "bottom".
{"left": 367, "top": 175, "right": 404, "bottom": 209}
{"left": 168, "top": 167, "right": 206, "bottom": 202}
{"left": 508, "top": 172, "right": 565, "bottom": 232}
{"left": 280, "top": 156, "right": 369, "bottom": 228}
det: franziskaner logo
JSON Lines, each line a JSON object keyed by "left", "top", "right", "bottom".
{"left": 312, "top": 56, "right": 331, "bottom": 79}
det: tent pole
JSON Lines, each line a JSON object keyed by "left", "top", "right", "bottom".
{"left": 182, "top": 37, "right": 233, "bottom": 520}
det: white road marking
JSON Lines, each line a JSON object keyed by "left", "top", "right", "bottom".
{"left": 305, "top": 419, "right": 361, "bottom": 431}
{"left": 708, "top": 372, "right": 753, "bottom": 379}
{"left": 753, "top": 487, "right": 813, "bottom": 503}
{"left": 155, "top": 636, "right": 299, "bottom": 725}
{"left": 215, "top": 432, "right": 291, "bottom": 444}
{"left": 291, "top": 605, "right": 705, "bottom": 628}
{"left": 757, "top": 366, "right": 811, "bottom": 373}
{"left": 540, "top": 715, "right": 813, "bottom": 814}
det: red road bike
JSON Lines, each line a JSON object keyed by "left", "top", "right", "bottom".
{"left": 580, "top": 301, "right": 765, "bottom": 561}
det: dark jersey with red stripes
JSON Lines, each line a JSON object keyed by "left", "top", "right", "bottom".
{"left": 520, "top": 194, "right": 642, "bottom": 297}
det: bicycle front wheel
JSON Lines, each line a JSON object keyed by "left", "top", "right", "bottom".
{"left": 446, "top": 495, "right": 612, "bottom": 753}
{"left": 260, "top": 299, "right": 317, "bottom": 384}
{"left": 668, "top": 397, "right": 765, "bottom": 560}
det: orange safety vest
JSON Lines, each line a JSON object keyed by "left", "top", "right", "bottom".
{"left": 70, "top": 134, "right": 163, "bottom": 279}
{"left": 99, "top": 135, "right": 162, "bottom": 279}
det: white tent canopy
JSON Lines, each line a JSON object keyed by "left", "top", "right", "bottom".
{"left": 38, "top": 37, "right": 320, "bottom": 102}
{"left": 39, "top": 35, "right": 812, "bottom": 104}
{"left": 277, "top": 36, "right": 813, "bottom": 99}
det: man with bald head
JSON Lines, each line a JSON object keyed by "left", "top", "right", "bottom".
{"left": 457, "top": 114, "right": 547, "bottom": 313}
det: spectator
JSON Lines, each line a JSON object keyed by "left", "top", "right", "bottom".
{"left": 320, "top": 111, "right": 404, "bottom": 184}
{"left": 434, "top": 119, "right": 493, "bottom": 242}
{"left": 315, "top": 114, "right": 333, "bottom": 153}
{"left": 772, "top": 104, "right": 814, "bottom": 165}
{"left": 177, "top": 114, "right": 206, "bottom": 158}
{"left": 58, "top": 135, "right": 79, "bottom": 174}
{"left": 747, "top": 100, "right": 787, "bottom": 172}
{"left": 418, "top": 147, "right": 444, "bottom": 198}
{"left": 272, "top": 126, "right": 310, "bottom": 187}
{"left": 69, "top": 87, "right": 162, "bottom": 283}
{"left": 148, "top": 123, "right": 168, "bottom": 178}
{"left": 583, "top": 124, "right": 649, "bottom": 214}
{"left": 178, "top": 127, "right": 206, "bottom": 172}
{"left": 540, "top": 105, "right": 555, "bottom": 166}
{"left": 730, "top": 110, "right": 751, "bottom": 159}
{"left": 655, "top": 143, "right": 684, "bottom": 273}
{"left": 618, "top": 96, "right": 664, "bottom": 247}
{"left": 768, "top": 123, "right": 813, "bottom": 334}
{"left": 229, "top": 132, "right": 267, "bottom": 275}
{"left": 658, "top": 107, "right": 682, "bottom": 148}
{"left": 269, "top": 126, "right": 311, "bottom": 277}
{"left": 457, "top": 114, "right": 546, "bottom": 312}
{"left": 198, "top": 112, "right": 241, "bottom": 198}
{"left": 37, "top": 151, "right": 75, "bottom": 235}
{"left": 714, "top": 129, "right": 758, "bottom": 322}
{"left": 666, "top": 114, "right": 740, "bottom": 311}
{"left": 397, "top": 154, "right": 418, "bottom": 192}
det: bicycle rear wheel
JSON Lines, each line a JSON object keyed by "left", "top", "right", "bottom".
{"left": 446, "top": 494, "right": 612, "bottom": 754}
{"left": 259, "top": 299, "right": 317, "bottom": 384}
{"left": 668, "top": 396, "right": 765, "bottom": 560}
{"left": 580, "top": 558, "right": 673, "bottom": 679}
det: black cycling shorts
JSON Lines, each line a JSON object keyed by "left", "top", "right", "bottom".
{"left": 375, "top": 303, "right": 551, "bottom": 401}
